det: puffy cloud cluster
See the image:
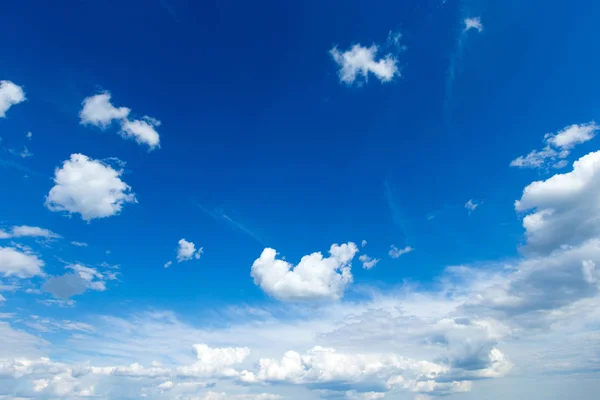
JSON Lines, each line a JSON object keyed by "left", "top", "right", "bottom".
{"left": 45, "top": 154, "right": 137, "bottom": 221}
{"left": 177, "top": 238, "right": 203, "bottom": 263}
{"left": 389, "top": 245, "right": 413, "bottom": 258}
{"left": 330, "top": 45, "right": 399, "bottom": 85}
{"left": 0, "top": 80, "right": 26, "bottom": 118}
{"left": 515, "top": 150, "right": 600, "bottom": 254}
{"left": 80, "top": 91, "right": 161, "bottom": 149}
{"left": 251, "top": 242, "right": 358, "bottom": 301}
{"left": 510, "top": 122, "right": 598, "bottom": 169}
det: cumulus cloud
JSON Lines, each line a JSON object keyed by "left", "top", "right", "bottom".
{"left": 359, "top": 254, "right": 380, "bottom": 269}
{"left": 79, "top": 92, "right": 130, "bottom": 128}
{"left": 80, "top": 92, "right": 161, "bottom": 149}
{"left": 45, "top": 154, "right": 137, "bottom": 221}
{"left": 120, "top": 116, "right": 161, "bottom": 150}
{"left": 511, "top": 122, "right": 598, "bottom": 169}
{"left": 389, "top": 245, "right": 413, "bottom": 259}
{"left": 330, "top": 45, "right": 399, "bottom": 85}
{"left": 177, "top": 239, "right": 203, "bottom": 262}
{"left": 251, "top": 242, "right": 358, "bottom": 301}
{"left": 464, "top": 17, "right": 483, "bottom": 32}
{"left": 515, "top": 150, "right": 600, "bottom": 253}
{"left": 0, "top": 80, "right": 26, "bottom": 118}
{"left": 0, "top": 247, "right": 44, "bottom": 278}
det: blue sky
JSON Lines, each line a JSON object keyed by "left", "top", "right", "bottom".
{"left": 1, "top": 0, "right": 600, "bottom": 399}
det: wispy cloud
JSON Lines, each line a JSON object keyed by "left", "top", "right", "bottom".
{"left": 195, "top": 202, "right": 265, "bottom": 245}
{"left": 383, "top": 180, "right": 408, "bottom": 244}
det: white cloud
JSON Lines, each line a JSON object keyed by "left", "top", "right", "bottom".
{"left": 582, "top": 260, "right": 596, "bottom": 284}
{"left": 71, "top": 241, "right": 88, "bottom": 247}
{"left": 0, "top": 80, "right": 26, "bottom": 118}
{"left": 120, "top": 117, "right": 161, "bottom": 150}
{"left": 177, "top": 239, "right": 203, "bottom": 263}
{"left": 515, "top": 150, "right": 600, "bottom": 253}
{"left": 26, "top": 131, "right": 32, "bottom": 140}
{"left": 389, "top": 245, "right": 413, "bottom": 259}
{"left": 511, "top": 122, "right": 598, "bottom": 169}
{"left": 5, "top": 225, "right": 61, "bottom": 239}
{"left": 464, "top": 199, "right": 480, "bottom": 213}
{"left": 79, "top": 92, "right": 130, "bottom": 128}
{"left": 80, "top": 92, "right": 161, "bottom": 149}
{"left": 544, "top": 122, "right": 598, "bottom": 149}
{"left": 464, "top": 17, "right": 483, "bottom": 32}
{"left": 45, "top": 154, "right": 137, "bottom": 221}
{"left": 359, "top": 254, "right": 380, "bottom": 269}
{"left": 330, "top": 45, "right": 399, "bottom": 85}
{"left": 0, "top": 247, "right": 44, "bottom": 278}
{"left": 251, "top": 242, "right": 357, "bottom": 301}
{"left": 361, "top": 240, "right": 367, "bottom": 247}
{"left": 164, "top": 261, "right": 172, "bottom": 269}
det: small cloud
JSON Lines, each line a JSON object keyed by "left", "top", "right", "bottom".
{"left": 0, "top": 80, "right": 26, "bottom": 118}
{"left": 71, "top": 241, "right": 88, "bottom": 247}
{"left": 176, "top": 239, "right": 203, "bottom": 263}
{"left": 26, "top": 131, "right": 32, "bottom": 140}
{"left": 388, "top": 245, "right": 413, "bottom": 259}
{"left": 465, "top": 199, "right": 480, "bottom": 214}
{"left": 464, "top": 17, "right": 483, "bottom": 33}
{"left": 359, "top": 254, "right": 380, "bottom": 269}
{"left": 164, "top": 261, "right": 172, "bottom": 269}
{"left": 361, "top": 240, "right": 367, "bottom": 247}
{"left": 330, "top": 44, "right": 399, "bottom": 85}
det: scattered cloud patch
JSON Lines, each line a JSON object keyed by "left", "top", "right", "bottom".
{"left": 80, "top": 91, "right": 161, "bottom": 149}
{"left": 389, "top": 245, "right": 413, "bottom": 258}
{"left": 0, "top": 247, "right": 44, "bottom": 278}
{"left": 251, "top": 242, "right": 358, "bottom": 301}
{"left": 45, "top": 154, "right": 137, "bottom": 221}
{"left": 71, "top": 241, "right": 88, "bottom": 247}
{"left": 330, "top": 44, "right": 399, "bottom": 85}
{"left": 26, "top": 131, "right": 32, "bottom": 140}
{"left": 464, "top": 17, "right": 483, "bottom": 32}
{"left": 0, "top": 80, "right": 26, "bottom": 118}
{"left": 465, "top": 199, "right": 480, "bottom": 214}
{"left": 120, "top": 116, "right": 161, "bottom": 150}
{"left": 164, "top": 261, "right": 172, "bottom": 269}
{"left": 361, "top": 240, "right": 367, "bottom": 247}
{"left": 359, "top": 254, "right": 380, "bottom": 269}
{"left": 43, "top": 264, "right": 109, "bottom": 299}
{"left": 0, "top": 225, "right": 61, "bottom": 240}
{"left": 79, "top": 92, "right": 130, "bottom": 128}
{"left": 176, "top": 239, "right": 203, "bottom": 262}
{"left": 511, "top": 122, "right": 598, "bottom": 169}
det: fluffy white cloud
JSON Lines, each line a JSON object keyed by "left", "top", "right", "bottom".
{"left": 511, "top": 122, "right": 598, "bottom": 169}
{"left": 0, "top": 247, "right": 44, "bottom": 278}
{"left": 515, "top": 150, "right": 600, "bottom": 253}
{"left": 120, "top": 117, "right": 161, "bottom": 150}
{"left": 45, "top": 154, "right": 137, "bottom": 221}
{"left": 251, "top": 242, "right": 358, "bottom": 301}
{"left": 0, "top": 80, "right": 26, "bottom": 118}
{"left": 464, "top": 17, "right": 483, "bottom": 32}
{"left": 177, "top": 239, "right": 203, "bottom": 262}
{"left": 79, "top": 92, "right": 130, "bottom": 128}
{"left": 389, "top": 245, "right": 413, "bottom": 258}
{"left": 80, "top": 92, "right": 161, "bottom": 149}
{"left": 359, "top": 254, "right": 380, "bottom": 269}
{"left": 330, "top": 45, "right": 398, "bottom": 85}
